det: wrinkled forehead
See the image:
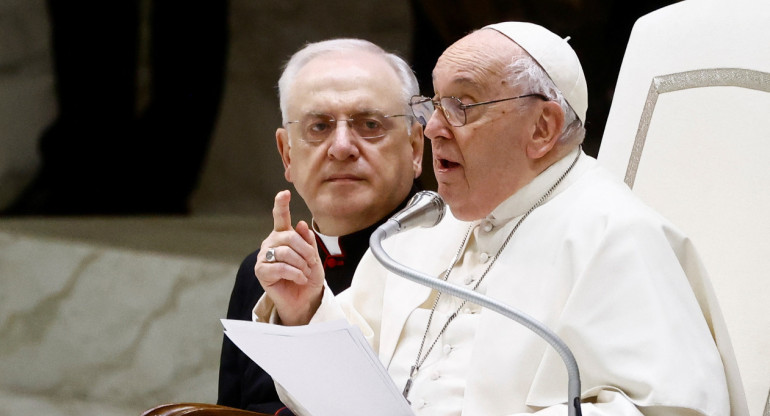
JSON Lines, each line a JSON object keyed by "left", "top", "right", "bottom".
{"left": 287, "top": 51, "right": 404, "bottom": 116}
{"left": 433, "top": 29, "right": 525, "bottom": 95}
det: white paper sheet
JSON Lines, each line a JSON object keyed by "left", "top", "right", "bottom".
{"left": 221, "top": 319, "right": 414, "bottom": 416}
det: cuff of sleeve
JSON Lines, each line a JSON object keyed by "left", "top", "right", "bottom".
{"left": 252, "top": 292, "right": 277, "bottom": 323}
{"left": 308, "top": 280, "right": 346, "bottom": 324}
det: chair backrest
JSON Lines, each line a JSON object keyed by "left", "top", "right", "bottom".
{"left": 596, "top": 1, "right": 770, "bottom": 415}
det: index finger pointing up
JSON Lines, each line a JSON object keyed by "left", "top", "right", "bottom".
{"left": 272, "top": 190, "right": 293, "bottom": 232}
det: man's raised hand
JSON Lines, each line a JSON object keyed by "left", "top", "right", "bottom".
{"left": 254, "top": 190, "right": 325, "bottom": 326}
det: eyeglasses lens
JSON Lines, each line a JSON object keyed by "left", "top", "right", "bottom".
{"left": 410, "top": 97, "right": 433, "bottom": 127}
{"left": 297, "top": 114, "right": 389, "bottom": 142}
{"left": 440, "top": 97, "right": 465, "bottom": 127}
{"left": 409, "top": 96, "right": 466, "bottom": 127}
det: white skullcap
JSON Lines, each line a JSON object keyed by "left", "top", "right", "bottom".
{"left": 484, "top": 22, "right": 588, "bottom": 123}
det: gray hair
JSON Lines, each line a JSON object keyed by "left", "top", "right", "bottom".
{"left": 505, "top": 55, "right": 586, "bottom": 146}
{"left": 277, "top": 38, "right": 419, "bottom": 127}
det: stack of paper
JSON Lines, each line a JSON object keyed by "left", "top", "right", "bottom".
{"left": 222, "top": 319, "right": 414, "bottom": 416}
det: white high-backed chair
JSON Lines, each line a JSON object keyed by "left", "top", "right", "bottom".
{"left": 597, "top": 0, "right": 770, "bottom": 415}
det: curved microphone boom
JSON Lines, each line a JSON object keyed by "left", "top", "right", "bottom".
{"left": 369, "top": 191, "right": 583, "bottom": 416}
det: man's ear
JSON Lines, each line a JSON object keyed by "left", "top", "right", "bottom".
{"left": 276, "top": 127, "right": 293, "bottom": 182}
{"left": 526, "top": 100, "right": 564, "bottom": 159}
{"left": 410, "top": 123, "right": 425, "bottom": 178}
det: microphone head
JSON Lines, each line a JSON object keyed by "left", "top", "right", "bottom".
{"left": 390, "top": 190, "right": 446, "bottom": 232}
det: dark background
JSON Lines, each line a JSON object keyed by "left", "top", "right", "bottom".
{"left": 0, "top": 0, "right": 679, "bottom": 217}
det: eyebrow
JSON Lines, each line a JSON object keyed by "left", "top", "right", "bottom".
{"left": 432, "top": 75, "right": 485, "bottom": 97}
{"left": 304, "top": 108, "right": 391, "bottom": 118}
{"left": 305, "top": 106, "right": 387, "bottom": 115}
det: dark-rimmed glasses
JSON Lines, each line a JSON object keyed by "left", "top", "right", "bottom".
{"left": 285, "top": 112, "right": 411, "bottom": 143}
{"left": 409, "top": 94, "right": 549, "bottom": 127}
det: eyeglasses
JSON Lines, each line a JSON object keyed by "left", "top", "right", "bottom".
{"left": 285, "top": 112, "right": 411, "bottom": 143}
{"left": 409, "top": 93, "right": 549, "bottom": 127}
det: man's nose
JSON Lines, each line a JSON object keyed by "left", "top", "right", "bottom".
{"left": 327, "top": 120, "right": 360, "bottom": 159}
{"left": 423, "top": 108, "right": 452, "bottom": 141}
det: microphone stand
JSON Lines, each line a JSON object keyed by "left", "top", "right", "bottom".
{"left": 370, "top": 222, "right": 583, "bottom": 416}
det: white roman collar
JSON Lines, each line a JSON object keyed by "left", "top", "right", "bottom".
{"left": 312, "top": 220, "right": 343, "bottom": 255}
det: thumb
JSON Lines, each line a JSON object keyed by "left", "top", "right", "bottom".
{"left": 272, "top": 190, "right": 293, "bottom": 232}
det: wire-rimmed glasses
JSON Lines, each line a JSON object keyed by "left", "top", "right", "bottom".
{"left": 409, "top": 94, "right": 549, "bottom": 127}
{"left": 285, "top": 112, "right": 411, "bottom": 143}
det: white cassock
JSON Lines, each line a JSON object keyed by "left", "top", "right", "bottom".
{"left": 255, "top": 148, "right": 742, "bottom": 415}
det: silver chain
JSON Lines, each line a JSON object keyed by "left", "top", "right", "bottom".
{"left": 403, "top": 148, "right": 581, "bottom": 400}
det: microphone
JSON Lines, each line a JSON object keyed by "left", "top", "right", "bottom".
{"left": 377, "top": 190, "right": 446, "bottom": 239}
{"left": 369, "top": 192, "right": 583, "bottom": 416}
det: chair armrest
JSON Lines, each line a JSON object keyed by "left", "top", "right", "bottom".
{"left": 141, "top": 403, "right": 271, "bottom": 416}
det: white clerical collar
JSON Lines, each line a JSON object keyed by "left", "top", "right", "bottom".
{"left": 311, "top": 220, "right": 343, "bottom": 255}
{"left": 487, "top": 147, "right": 589, "bottom": 226}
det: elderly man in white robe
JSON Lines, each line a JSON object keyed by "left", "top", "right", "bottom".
{"left": 253, "top": 22, "right": 744, "bottom": 415}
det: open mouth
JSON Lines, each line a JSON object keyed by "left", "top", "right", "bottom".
{"left": 438, "top": 158, "right": 461, "bottom": 169}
